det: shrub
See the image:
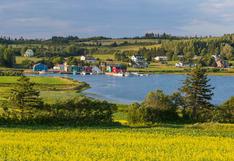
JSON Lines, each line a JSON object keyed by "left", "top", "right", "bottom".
{"left": 213, "top": 97, "right": 234, "bottom": 123}
{"left": 0, "top": 97, "right": 117, "bottom": 126}
{"left": 127, "top": 90, "right": 179, "bottom": 124}
{"left": 127, "top": 103, "right": 144, "bottom": 124}
{"left": 0, "top": 70, "right": 23, "bottom": 76}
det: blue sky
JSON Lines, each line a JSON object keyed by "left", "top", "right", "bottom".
{"left": 1, "top": 0, "right": 234, "bottom": 38}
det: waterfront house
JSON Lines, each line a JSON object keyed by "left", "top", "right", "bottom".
{"left": 71, "top": 65, "right": 83, "bottom": 73}
{"left": 84, "top": 66, "right": 92, "bottom": 73}
{"left": 113, "top": 65, "right": 127, "bottom": 73}
{"left": 106, "top": 64, "right": 127, "bottom": 73}
{"left": 33, "top": 63, "right": 48, "bottom": 72}
{"left": 24, "top": 49, "right": 34, "bottom": 57}
{"left": 53, "top": 64, "right": 65, "bottom": 71}
{"left": 92, "top": 66, "right": 102, "bottom": 74}
{"left": 80, "top": 55, "right": 97, "bottom": 63}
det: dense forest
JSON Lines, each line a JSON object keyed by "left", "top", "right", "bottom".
{"left": 139, "top": 34, "right": 234, "bottom": 61}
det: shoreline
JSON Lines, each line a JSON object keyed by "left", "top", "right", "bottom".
{"left": 24, "top": 71, "right": 234, "bottom": 76}
{"left": 127, "top": 71, "right": 234, "bottom": 76}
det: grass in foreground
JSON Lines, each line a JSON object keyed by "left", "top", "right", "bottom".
{"left": 0, "top": 123, "right": 233, "bottom": 161}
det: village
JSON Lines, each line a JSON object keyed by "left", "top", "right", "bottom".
{"left": 27, "top": 46, "right": 231, "bottom": 77}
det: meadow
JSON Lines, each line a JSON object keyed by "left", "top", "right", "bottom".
{"left": 15, "top": 56, "right": 42, "bottom": 65}
{"left": 0, "top": 76, "right": 88, "bottom": 104}
{"left": 0, "top": 123, "right": 233, "bottom": 161}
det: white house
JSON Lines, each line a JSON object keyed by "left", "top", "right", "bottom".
{"left": 131, "top": 55, "right": 148, "bottom": 68}
{"left": 175, "top": 62, "right": 184, "bottom": 67}
{"left": 80, "top": 55, "right": 97, "bottom": 63}
{"left": 154, "top": 56, "right": 168, "bottom": 61}
{"left": 175, "top": 62, "right": 196, "bottom": 68}
{"left": 53, "top": 64, "right": 65, "bottom": 71}
{"left": 131, "top": 55, "right": 145, "bottom": 62}
{"left": 24, "top": 49, "right": 34, "bottom": 57}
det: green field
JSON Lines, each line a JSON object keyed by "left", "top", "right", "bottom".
{"left": 114, "top": 44, "right": 161, "bottom": 51}
{"left": 0, "top": 123, "right": 233, "bottom": 161}
{"left": 0, "top": 76, "right": 74, "bottom": 84}
{"left": 15, "top": 56, "right": 42, "bottom": 65}
{"left": 0, "top": 76, "right": 87, "bottom": 104}
{"left": 128, "top": 62, "right": 186, "bottom": 73}
{"left": 92, "top": 53, "right": 115, "bottom": 60}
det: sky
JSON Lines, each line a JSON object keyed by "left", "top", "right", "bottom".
{"left": 1, "top": 0, "right": 234, "bottom": 38}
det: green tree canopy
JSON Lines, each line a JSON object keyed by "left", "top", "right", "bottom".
{"left": 180, "top": 66, "right": 214, "bottom": 121}
{"left": 9, "top": 76, "right": 43, "bottom": 109}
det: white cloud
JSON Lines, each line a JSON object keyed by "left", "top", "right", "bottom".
{"left": 179, "top": 0, "right": 234, "bottom": 35}
{"left": 200, "top": 0, "right": 234, "bottom": 11}
{"left": 199, "top": 0, "right": 234, "bottom": 22}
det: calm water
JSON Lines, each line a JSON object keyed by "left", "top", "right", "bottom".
{"left": 31, "top": 74, "right": 234, "bottom": 105}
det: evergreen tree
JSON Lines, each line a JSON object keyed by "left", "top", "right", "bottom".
{"left": 9, "top": 76, "right": 43, "bottom": 109}
{"left": 0, "top": 47, "right": 16, "bottom": 67}
{"left": 180, "top": 66, "right": 214, "bottom": 121}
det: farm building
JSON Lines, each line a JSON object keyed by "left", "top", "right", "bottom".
{"left": 154, "top": 56, "right": 168, "bottom": 61}
{"left": 131, "top": 54, "right": 148, "bottom": 68}
{"left": 33, "top": 63, "right": 48, "bottom": 72}
{"left": 175, "top": 62, "right": 195, "bottom": 68}
{"left": 24, "top": 49, "right": 34, "bottom": 57}
{"left": 175, "top": 62, "right": 184, "bottom": 67}
{"left": 131, "top": 55, "right": 145, "bottom": 62}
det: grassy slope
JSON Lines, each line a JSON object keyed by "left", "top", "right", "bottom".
{"left": 0, "top": 76, "right": 87, "bottom": 104}
{"left": 0, "top": 76, "right": 73, "bottom": 84}
{"left": 0, "top": 123, "right": 233, "bottom": 161}
{"left": 15, "top": 56, "right": 42, "bottom": 65}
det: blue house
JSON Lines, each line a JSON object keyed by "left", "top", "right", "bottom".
{"left": 33, "top": 63, "right": 48, "bottom": 72}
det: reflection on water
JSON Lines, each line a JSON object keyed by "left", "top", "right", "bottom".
{"left": 29, "top": 74, "right": 234, "bottom": 105}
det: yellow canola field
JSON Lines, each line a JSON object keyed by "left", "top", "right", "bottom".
{"left": 0, "top": 126, "right": 233, "bottom": 161}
